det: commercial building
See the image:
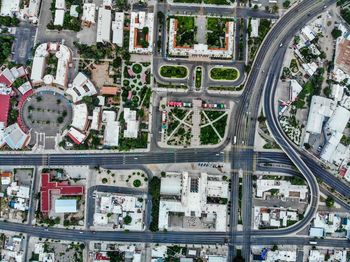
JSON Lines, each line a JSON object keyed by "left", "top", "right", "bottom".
{"left": 320, "top": 106, "right": 350, "bottom": 165}
{"left": 40, "top": 173, "right": 84, "bottom": 213}
{"left": 82, "top": 3, "right": 96, "bottom": 27}
{"left": 158, "top": 172, "right": 228, "bottom": 231}
{"left": 123, "top": 108, "right": 139, "bottom": 138}
{"left": 168, "top": 17, "right": 234, "bottom": 58}
{"left": 112, "top": 12, "right": 125, "bottom": 46}
{"left": 102, "top": 110, "right": 120, "bottom": 147}
{"left": 305, "top": 96, "right": 336, "bottom": 134}
{"left": 129, "top": 12, "right": 154, "bottom": 54}
{"left": 71, "top": 103, "right": 89, "bottom": 131}
{"left": 66, "top": 72, "right": 97, "bottom": 103}
{"left": 256, "top": 179, "right": 308, "bottom": 201}
{"left": 31, "top": 43, "right": 72, "bottom": 87}
{"left": 96, "top": 7, "right": 112, "bottom": 43}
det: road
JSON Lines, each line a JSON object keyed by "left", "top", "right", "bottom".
{"left": 228, "top": 0, "right": 337, "bottom": 259}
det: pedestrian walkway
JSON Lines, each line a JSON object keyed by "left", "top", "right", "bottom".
{"left": 191, "top": 99, "right": 202, "bottom": 147}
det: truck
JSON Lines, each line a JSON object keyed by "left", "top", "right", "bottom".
{"left": 233, "top": 136, "right": 237, "bottom": 144}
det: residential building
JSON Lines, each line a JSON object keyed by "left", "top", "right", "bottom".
{"left": 82, "top": 3, "right": 96, "bottom": 27}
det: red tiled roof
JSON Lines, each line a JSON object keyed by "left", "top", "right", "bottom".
{"left": 40, "top": 173, "right": 84, "bottom": 213}
{"left": 95, "top": 253, "right": 110, "bottom": 261}
{"left": 0, "top": 94, "right": 10, "bottom": 125}
{"left": 0, "top": 74, "right": 12, "bottom": 86}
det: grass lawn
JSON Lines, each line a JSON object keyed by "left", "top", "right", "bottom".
{"left": 174, "top": 16, "right": 195, "bottom": 46}
{"left": 204, "top": 0, "right": 230, "bottom": 5}
{"left": 160, "top": 65, "right": 188, "bottom": 78}
{"left": 212, "top": 114, "right": 228, "bottom": 138}
{"left": 210, "top": 67, "right": 239, "bottom": 80}
{"left": 200, "top": 125, "right": 220, "bottom": 145}
{"left": 207, "top": 18, "right": 232, "bottom": 48}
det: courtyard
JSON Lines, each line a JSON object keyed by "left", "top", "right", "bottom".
{"left": 21, "top": 89, "right": 73, "bottom": 136}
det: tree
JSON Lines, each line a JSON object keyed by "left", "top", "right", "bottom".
{"left": 142, "top": 26, "right": 149, "bottom": 35}
{"left": 283, "top": 0, "right": 291, "bottom": 8}
{"left": 123, "top": 215, "right": 132, "bottom": 225}
{"left": 107, "top": 251, "right": 123, "bottom": 262}
{"left": 272, "top": 4, "right": 279, "bottom": 13}
{"left": 304, "top": 143, "right": 311, "bottom": 150}
{"left": 133, "top": 179, "right": 141, "bottom": 188}
{"left": 161, "top": 171, "right": 166, "bottom": 177}
{"left": 325, "top": 197, "right": 334, "bottom": 208}
{"left": 331, "top": 28, "right": 342, "bottom": 39}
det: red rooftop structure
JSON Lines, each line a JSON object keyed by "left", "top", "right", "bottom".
{"left": 40, "top": 173, "right": 84, "bottom": 213}
{"left": 0, "top": 94, "right": 10, "bottom": 125}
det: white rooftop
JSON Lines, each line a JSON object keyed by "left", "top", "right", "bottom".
{"left": 102, "top": 111, "right": 120, "bottom": 147}
{"left": 112, "top": 12, "right": 125, "bottom": 47}
{"left": 54, "top": 199, "right": 77, "bottom": 213}
{"left": 305, "top": 96, "right": 336, "bottom": 134}
{"left": 66, "top": 72, "right": 97, "bottom": 103}
{"left": 71, "top": 103, "right": 88, "bottom": 131}
{"left": 54, "top": 9, "right": 65, "bottom": 26}
{"left": 123, "top": 108, "right": 139, "bottom": 138}
{"left": 96, "top": 7, "right": 111, "bottom": 43}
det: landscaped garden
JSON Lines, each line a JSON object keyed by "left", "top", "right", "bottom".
{"left": 210, "top": 67, "right": 239, "bottom": 81}
{"left": 195, "top": 67, "right": 202, "bottom": 90}
{"left": 207, "top": 17, "right": 233, "bottom": 48}
{"left": 160, "top": 65, "right": 188, "bottom": 79}
{"left": 200, "top": 110, "right": 228, "bottom": 145}
{"left": 166, "top": 108, "right": 193, "bottom": 146}
{"left": 122, "top": 62, "right": 152, "bottom": 109}
{"left": 173, "top": 16, "right": 196, "bottom": 47}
